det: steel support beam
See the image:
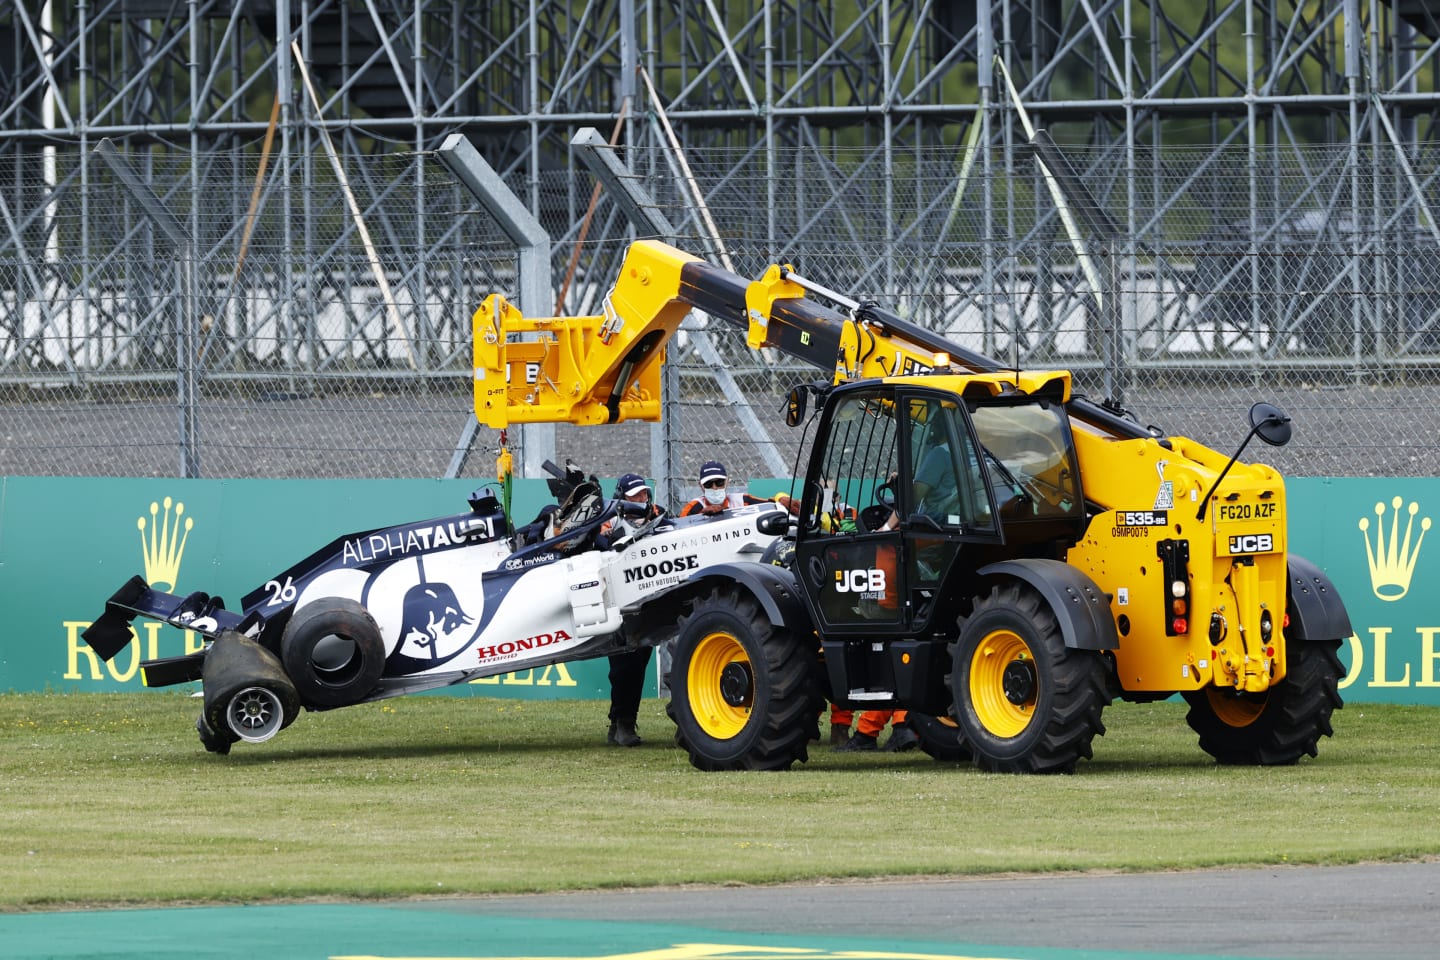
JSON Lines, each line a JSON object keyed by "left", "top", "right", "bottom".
{"left": 437, "top": 133, "right": 554, "bottom": 480}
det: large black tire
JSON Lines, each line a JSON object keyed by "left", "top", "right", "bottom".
{"left": 1182, "top": 637, "right": 1344, "bottom": 764}
{"left": 949, "top": 583, "right": 1110, "bottom": 774}
{"left": 668, "top": 586, "right": 819, "bottom": 771}
{"left": 908, "top": 711, "right": 972, "bottom": 763}
{"left": 280, "top": 597, "right": 386, "bottom": 709}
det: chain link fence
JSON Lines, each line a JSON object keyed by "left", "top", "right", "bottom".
{"left": 3, "top": 139, "right": 1439, "bottom": 491}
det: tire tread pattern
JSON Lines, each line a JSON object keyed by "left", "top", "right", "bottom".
{"left": 952, "top": 583, "right": 1111, "bottom": 774}
{"left": 671, "top": 585, "right": 820, "bottom": 772}
{"left": 1183, "top": 637, "right": 1344, "bottom": 765}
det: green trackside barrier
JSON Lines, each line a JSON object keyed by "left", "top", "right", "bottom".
{"left": 0, "top": 475, "right": 1436, "bottom": 704}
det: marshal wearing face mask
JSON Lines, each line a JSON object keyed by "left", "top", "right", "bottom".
{"left": 679, "top": 460, "right": 795, "bottom": 517}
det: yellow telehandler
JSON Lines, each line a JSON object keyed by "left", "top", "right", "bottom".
{"left": 473, "top": 239, "right": 1350, "bottom": 773}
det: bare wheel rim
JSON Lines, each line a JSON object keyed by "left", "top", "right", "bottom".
{"left": 226, "top": 686, "right": 284, "bottom": 743}
{"left": 688, "top": 630, "right": 752, "bottom": 740}
{"left": 1205, "top": 687, "right": 1267, "bottom": 727}
{"left": 969, "top": 629, "right": 1036, "bottom": 738}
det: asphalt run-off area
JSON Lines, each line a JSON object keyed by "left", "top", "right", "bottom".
{"left": 4, "top": 861, "right": 1437, "bottom": 960}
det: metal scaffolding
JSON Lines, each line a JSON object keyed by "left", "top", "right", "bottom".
{"left": 3, "top": 1, "right": 1440, "bottom": 482}
{"left": 7, "top": 3, "right": 1436, "bottom": 172}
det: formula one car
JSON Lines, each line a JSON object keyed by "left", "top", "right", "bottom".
{"left": 83, "top": 463, "right": 789, "bottom": 753}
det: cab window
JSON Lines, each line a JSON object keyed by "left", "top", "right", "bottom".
{"left": 968, "top": 399, "right": 1081, "bottom": 521}
{"left": 807, "top": 389, "right": 900, "bottom": 534}
{"left": 904, "top": 396, "right": 993, "bottom": 531}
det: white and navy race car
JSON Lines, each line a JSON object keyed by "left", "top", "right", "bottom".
{"left": 83, "top": 470, "right": 790, "bottom": 754}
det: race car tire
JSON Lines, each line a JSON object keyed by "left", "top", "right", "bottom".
{"left": 222, "top": 686, "right": 288, "bottom": 743}
{"left": 281, "top": 597, "right": 386, "bottom": 709}
{"left": 668, "top": 585, "right": 819, "bottom": 771}
{"left": 200, "top": 629, "right": 301, "bottom": 751}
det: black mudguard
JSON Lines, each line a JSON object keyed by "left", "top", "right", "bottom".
{"left": 978, "top": 558, "right": 1120, "bottom": 651}
{"left": 622, "top": 561, "right": 814, "bottom": 656}
{"left": 648, "top": 561, "right": 810, "bottom": 630}
{"left": 1286, "top": 553, "right": 1353, "bottom": 641}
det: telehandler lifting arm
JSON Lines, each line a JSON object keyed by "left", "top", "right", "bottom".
{"left": 475, "top": 238, "right": 1150, "bottom": 444}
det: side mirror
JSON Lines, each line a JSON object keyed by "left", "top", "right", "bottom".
{"left": 785, "top": 385, "right": 808, "bottom": 427}
{"left": 1196, "top": 402, "right": 1293, "bottom": 521}
{"left": 1249, "top": 402, "right": 1292, "bottom": 447}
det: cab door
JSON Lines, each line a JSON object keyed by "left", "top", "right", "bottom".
{"left": 793, "top": 384, "right": 907, "bottom": 636}
{"left": 897, "top": 391, "right": 1002, "bottom": 634}
{"left": 793, "top": 383, "right": 1004, "bottom": 637}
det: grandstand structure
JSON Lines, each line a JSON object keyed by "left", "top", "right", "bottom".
{"left": 2, "top": 1, "right": 1440, "bottom": 483}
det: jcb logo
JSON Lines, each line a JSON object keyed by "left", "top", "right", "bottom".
{"left": 1228, "top": 533, "right": 1274, "bottom": 555}
{"left": 835, "top": 568, "right": 886, "bottom": 593}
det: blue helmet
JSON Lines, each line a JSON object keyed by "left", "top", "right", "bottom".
{"left": 615, "top": 472, "right": 651, "bottom": 498}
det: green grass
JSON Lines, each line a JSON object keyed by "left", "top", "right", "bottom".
{"left": 3, "top": 693, "right": 1439, "bottom": 911}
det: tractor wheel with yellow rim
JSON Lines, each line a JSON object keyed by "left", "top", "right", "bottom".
{"left": 668, "top": 585, "right": 819, "bottom": 771}
{"left": 908, "top": 711, "right": 972, "bottom": 763}
{"left": 950, "top": 582, "right": 1110, "bottom": 774}
{"left": 1182, "top": 635, "right": 1343, "bottom": 764}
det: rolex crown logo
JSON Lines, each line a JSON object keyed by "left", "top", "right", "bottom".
{"left": 138, "top": 497, "right": 193, "bottom": 592}
{"left": 1358, "top": 496, "right": 1430, "bottom": 602}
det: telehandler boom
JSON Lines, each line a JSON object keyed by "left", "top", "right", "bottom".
{"left": 475, "top": 240, "right": 1351, "bottom": 772}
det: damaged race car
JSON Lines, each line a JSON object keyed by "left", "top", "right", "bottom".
{"left": 82, "top": 462, "right": 791, "bottom": 754}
